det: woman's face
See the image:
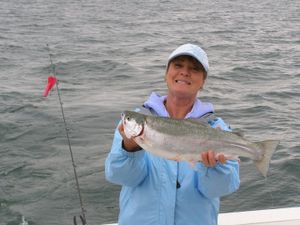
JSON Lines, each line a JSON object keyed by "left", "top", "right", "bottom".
{"left": 165, "top": 56, "right": 206, "bottom": 99}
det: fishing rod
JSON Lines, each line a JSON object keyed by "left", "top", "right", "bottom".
{"left": 45, "top": 44, "right": 87, "bottom": 225}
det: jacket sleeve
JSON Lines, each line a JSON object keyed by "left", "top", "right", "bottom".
{"left": 196, "top": 116, "right": 240, "bottom": 198}
{"left": 196, "top": 160, "right": 240, "bottom": 198}
{"left": 105, "top": 126, "right": 148, "bottom": 187}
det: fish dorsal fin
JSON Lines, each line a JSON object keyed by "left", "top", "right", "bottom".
{"left": 184, "top": 112, "right": 215, "bottom": 127}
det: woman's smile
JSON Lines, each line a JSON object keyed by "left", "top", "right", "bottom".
{"left": 175, "top": 79, "right": 191, "bottom": 85}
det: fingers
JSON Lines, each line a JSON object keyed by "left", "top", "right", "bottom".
{"left": 201, "top": 150, "right": 227, "bottom": 167}
{"left": 118, "top": 123, "right": 129, "bottom": 140}
{"left": 217, "top": 153, "right": 226, "bottom": 164}
{"left": 201, "top": 150, "right": 216, "bottom": 167}
{"left": 118, "top": 123, "right": 126, "bottom": 140}
{"left": 118, "top": 123, "right": 124, "bottom": 133}
{"left": 118, "top": 123, "right": 141, "bottom": 152}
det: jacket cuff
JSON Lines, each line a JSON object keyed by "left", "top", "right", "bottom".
{"left": 120, "top": 146, "right": 145, "bottom": 158}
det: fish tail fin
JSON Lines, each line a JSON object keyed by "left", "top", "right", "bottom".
{"left": 254, "top": 140, "right": 280, "bottom": 177}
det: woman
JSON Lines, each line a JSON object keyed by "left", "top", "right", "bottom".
{"left": 105, "top": 43, "right": 240, "bottom": 225}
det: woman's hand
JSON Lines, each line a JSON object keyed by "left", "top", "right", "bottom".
{"left": 201, "top": 150, "right": 227, "bottom": 167}
{"left": 118, "top": 123, "right": 142, "bottom": 152}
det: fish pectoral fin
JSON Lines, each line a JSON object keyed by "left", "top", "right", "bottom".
{"left": 231, "top": 128, "right": 245, "bottom": 137}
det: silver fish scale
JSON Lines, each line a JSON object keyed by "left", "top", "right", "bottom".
{"left": 146, "top": 115, "right": 244, "bottom": 144}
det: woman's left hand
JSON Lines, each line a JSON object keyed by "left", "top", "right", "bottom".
{"left": 201, "top": 150, "right": 227, "bottom": 167}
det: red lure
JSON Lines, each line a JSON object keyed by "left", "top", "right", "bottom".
{"left": 43, "top": 75, "right": 57, "bottom": 97}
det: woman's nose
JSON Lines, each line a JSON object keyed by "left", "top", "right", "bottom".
{"left": 180, "top": 67, "right": 190, "bottom": 76}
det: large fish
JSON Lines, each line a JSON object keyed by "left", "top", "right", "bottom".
{"left": 121, "top": 110, "right": 280, "bottom": 177}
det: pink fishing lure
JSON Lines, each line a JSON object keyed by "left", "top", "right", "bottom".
{"left": 43, "top": 75, "right": 57, "bottom": 97}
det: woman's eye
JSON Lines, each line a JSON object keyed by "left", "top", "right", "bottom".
{"left": 192, "top": 66, "right": 201, "bottom": 71}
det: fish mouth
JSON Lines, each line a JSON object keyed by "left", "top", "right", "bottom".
{"left": 121, "top": 113, "right": 144, "bottom": 138}
{"left": 175, "top": 79, "right": 191, "bottom": 85}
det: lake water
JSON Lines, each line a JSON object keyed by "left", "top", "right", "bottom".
{"left": 0, "top": 0, "right": 299, "bottom": 224}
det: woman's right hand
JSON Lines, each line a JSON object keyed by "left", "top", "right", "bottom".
{"left": 118, "top": 123, "right": 142, "bottom": 152}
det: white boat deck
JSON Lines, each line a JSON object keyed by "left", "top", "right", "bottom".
{"left": 103, "top": 207, "right": 300, "bottom": 225}
{"left": 218, "top": 207, "right": 300, "bottom": 225}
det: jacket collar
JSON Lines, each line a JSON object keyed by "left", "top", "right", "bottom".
{"left": 143, "top": 92, "right": 214, "bottom": 118}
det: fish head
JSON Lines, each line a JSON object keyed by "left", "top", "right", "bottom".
{"left": 121, "top": 111, "right": 145, "bottom": 138}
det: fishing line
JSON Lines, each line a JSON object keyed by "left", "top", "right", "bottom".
{"left": 46, "top": 44, "right": 87, "bottom": 225}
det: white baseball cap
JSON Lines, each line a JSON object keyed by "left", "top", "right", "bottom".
{"left": 167, "top": 43, "right": 209, "bottom": 73}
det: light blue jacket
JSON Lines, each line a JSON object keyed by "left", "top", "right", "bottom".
{"left": 105, "top": 92, "right": 240, "bottom": 225}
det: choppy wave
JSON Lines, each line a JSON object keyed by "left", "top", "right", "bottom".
{"left": 0, "top": 0, "right": 299, "bottom": 224}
